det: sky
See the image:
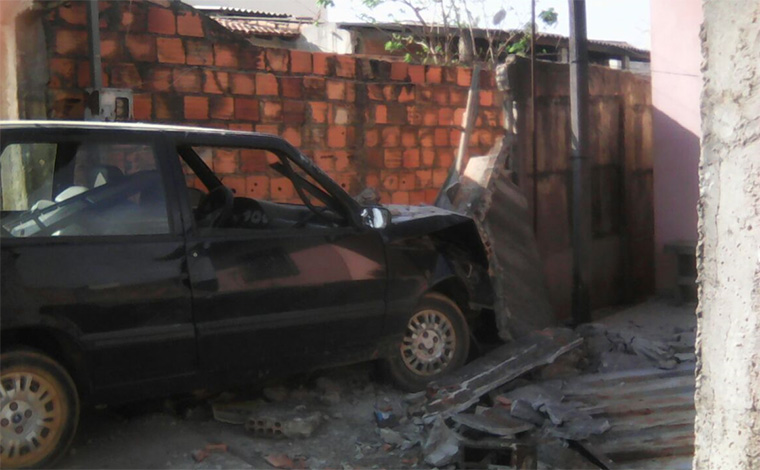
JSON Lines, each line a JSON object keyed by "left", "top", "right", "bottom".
{"left": 328, "top": 0, "right": 651, "bottom": 50}
{"left": 183, "top": 0, "right": 651, "bottom": 51}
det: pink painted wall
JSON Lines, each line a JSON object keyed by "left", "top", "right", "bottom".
{"left": 651, "top": 0, "right": 703, "bottom": 291}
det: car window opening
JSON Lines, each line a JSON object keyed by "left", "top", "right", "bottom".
{"left": 177, "top": 145, "right": 347, "bottom": 232}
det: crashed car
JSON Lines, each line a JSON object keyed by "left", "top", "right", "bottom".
{"left": 0, "top": 121, "right": 493, "bottom": 468}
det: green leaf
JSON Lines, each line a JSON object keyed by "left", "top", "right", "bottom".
{"left": 385, "top": 40, "right": 403, "bottom": 52}
{"left": 508, "top": 36, "right": 529, "bottom": 54}
{"left": 538, "top": 7, "right": 558, "bottom": 26}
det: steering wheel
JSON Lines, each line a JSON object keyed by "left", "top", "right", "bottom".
{"left": 195, "top": 185, "right": 234, "bottom": 228}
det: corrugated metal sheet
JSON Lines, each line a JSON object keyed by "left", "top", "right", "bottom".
{"left": 194, "top": 6, "right": 291, "bottom": 18}
{"left": 338, "top": 23, "right": 650, "bottom": 59}
{"left": 561, "top": 364, "right": 696, "bottom": 469}
{"left": 212, "top": 17, "right": 301, "bottom": 38}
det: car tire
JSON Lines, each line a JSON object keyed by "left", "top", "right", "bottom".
{"left": 383, "top": 293, "right": 470, "bottom": 392}
{"left": 0, "top": 350, "right": 79, "bottom": 469}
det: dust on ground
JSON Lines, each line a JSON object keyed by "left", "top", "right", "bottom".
{"left": 59, "top": 298, "right": 696, "bottom": 469}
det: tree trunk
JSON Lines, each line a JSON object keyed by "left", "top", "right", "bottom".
{"left": 694, "top": 2, "right": 760, "bottom": 469}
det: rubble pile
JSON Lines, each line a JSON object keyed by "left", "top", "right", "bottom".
{"left": 404, "top": 321, "right": 697, "bottom": 469}
{"left": 190, "top": 318, "right": 695, "bottom": 469}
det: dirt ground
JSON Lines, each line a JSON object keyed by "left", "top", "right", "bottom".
{"left": 58, "top": 298, "right": 696, "bottom": 469}
{"left": 60, "top": 363, "right": 417, "bottom": 469}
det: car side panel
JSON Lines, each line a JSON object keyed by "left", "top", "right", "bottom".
{"left": 188, "top": 227, "right": 387, "bottom": 382}
{"left": 0, "top": 237, "right": 196, "bottom": 391}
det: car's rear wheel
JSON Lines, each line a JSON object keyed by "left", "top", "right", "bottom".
{"left": 384, "top": 293, "right": 470, "bottom": 391}
{"left": 0, "top": 350, "right": 79, "bottom": 469}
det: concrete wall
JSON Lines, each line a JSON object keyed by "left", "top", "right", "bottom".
{"left": 508, "top": 58, "right": 654, "bottom": 319}
{"left": 694, "top": 2, "right": 760, "bottom": 468}
{"left": 651, "top": 0, "right": 703, "bottom": 292}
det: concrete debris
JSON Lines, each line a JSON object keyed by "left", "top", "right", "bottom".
{"left": 509, "top": 399, "right": 546, "bottom": 426}
{"left": 606, "top": 330, "right": 678, "bottom": 369}
{"left": 424, "top": 328, "right": 583, "bottom": 421}
{"left": 401, "top": 457, "right": 419, "bottom": 466}
{"left": 540, "top": 402, "right": 611, "bottom": 440}
{"left": 181, "top": 403, "right": 213, "bottom": 422}
{"left": 315, "top": 376, "right": 342, "bottom": 395}
{"left": 537, "top": 348, "right": 586, "bottom": 380}
{"left": 540, "top": 401, "right": 583, "bottom": 426}
{"left": 191, "top": 443, "right": 228, "bottom": 463}
{"left": 264, "top": 453, "right": 307, "bottom": 469}
{"left": 423, "top": 416, "right": 461, "bottom": 467}
{"left": 263, "top": 386, "right": 290, "bottom": 403}
{"left": 598, "top": 350, "right": 653, "bottom": 373}
{"left": 403, "top": 391, "right": 427, "bottom": 417}
{"left": 321, "top": 390, "right": 342, "bottom": 406}
{"left": 496, "top": 381, "right": 610, "bottom": 440}
{"left": 245, "top": 411, "right": 324, "bottom": 439}
{"left": 579, "top": 322, "right": 686, "bottom": 371}
{"left": 378, "top": 428, "right": 407, "bottom": 447}
{"left": 212, "top": 400, "right": 264, "bottom": 425}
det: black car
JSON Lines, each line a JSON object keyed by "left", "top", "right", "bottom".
{"left": 0, "top": 121, "right": 493, "bottom": 468}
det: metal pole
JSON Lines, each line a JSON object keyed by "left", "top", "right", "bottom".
{"left": 568, "top": 0, "right": 591, "bottom": 323}
{"left": 86, "top": 0, "right": 103, "bottom": 90}
{"left": 530, "top": 0, "right": 538, "bottom": 234}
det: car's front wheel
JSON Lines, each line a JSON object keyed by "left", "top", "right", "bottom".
{"left": 0, "top": 350, "right": 79, "bottom": 469}
{"left": 384, "top": 293, "right": 470, "bottom": 391}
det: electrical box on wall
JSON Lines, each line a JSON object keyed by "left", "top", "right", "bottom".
{"left": 85, "top": 88, "right": 133, "bottom": 122}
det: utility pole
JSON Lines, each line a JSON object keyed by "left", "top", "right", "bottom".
{"left": 530, "top": 0, "right": 538, "bottom": 234}
{"left": 86, "top": 0, "right": 102, "bottom": 91}
{"left": 568, "top": 0, "right": 591, "bottom": 324}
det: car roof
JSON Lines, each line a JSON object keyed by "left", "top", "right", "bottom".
{"left": 0, "top": 120, "right": 270, "bottom": 139}
{"left": 0, "top": 120, "right": 363, "bottom": 217}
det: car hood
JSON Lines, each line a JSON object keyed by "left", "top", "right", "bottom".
{"left": 385, "top": 204, "right": 475, "bottom": 238}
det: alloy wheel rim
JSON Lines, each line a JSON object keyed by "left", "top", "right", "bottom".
{"left": 0, "top": 370, "right": 66, "bottom": 467}
{"left": 401, "top": 309, "right": 457, "bottom": 376}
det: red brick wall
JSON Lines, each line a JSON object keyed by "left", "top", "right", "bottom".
{"left": 42, "top": 0, "right": 504, "bottom": 205}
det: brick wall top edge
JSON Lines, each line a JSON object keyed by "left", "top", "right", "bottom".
{"left": 48, "top": 0, "right": 499, "bottom": 90}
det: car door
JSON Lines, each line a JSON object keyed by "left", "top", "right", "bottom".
{"left": 171, "top": 140, "right": 387, "bottom": 381}
{"left": 0, "top": 129, "right": 196, "bottom": 395}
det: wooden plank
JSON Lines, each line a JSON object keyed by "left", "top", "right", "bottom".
{"left": 452, "top": 410, "right": 534, "bottom": 437}
{"left": 458, "top": 435, "right": 520, "bottom": 450}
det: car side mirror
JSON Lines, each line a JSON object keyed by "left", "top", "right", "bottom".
{"left": 361, "top": 207, "right": 391, "bottom": 230}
